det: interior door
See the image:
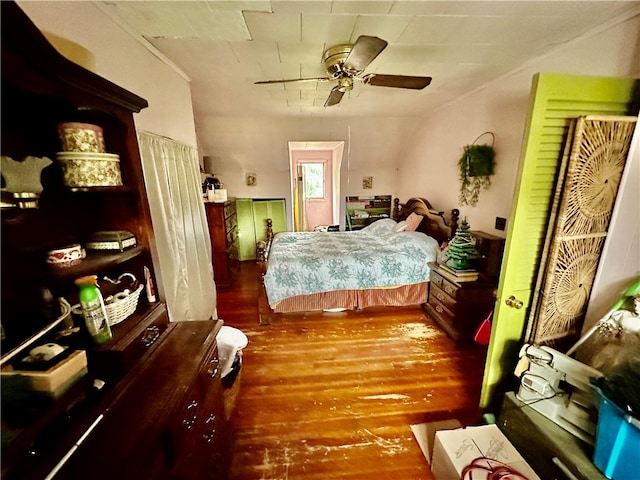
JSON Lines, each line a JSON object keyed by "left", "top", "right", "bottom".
{"left": 480, "top": 73, "right": 639, "bottom": 409}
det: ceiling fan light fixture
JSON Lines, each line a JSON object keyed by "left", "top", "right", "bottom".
{"left": 337, "top": 77, "right": 353, "bottom": 92}
{"left": 322, "top": 44, "right": 352, "bottom": 78}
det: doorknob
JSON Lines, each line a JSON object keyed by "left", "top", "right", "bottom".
{"left": 505, "top": 295, "right": 524, "bottom": 309}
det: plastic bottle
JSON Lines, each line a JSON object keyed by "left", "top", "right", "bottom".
{"left": 75, "top": 275, "right": 112, "bottom": 344}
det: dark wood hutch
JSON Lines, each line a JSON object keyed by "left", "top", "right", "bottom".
{"left": 1, "top": 3, "right": 229, "bottom": 479}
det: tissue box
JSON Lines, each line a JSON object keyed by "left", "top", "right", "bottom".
{"left": 431, "top": 424, "right": 540, "bottom": 480}
{"left": 1, "top": 350, "right": 88, "bottom": 398}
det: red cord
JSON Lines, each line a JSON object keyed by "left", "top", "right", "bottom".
{"left": 461, "top": 457, "right": 532, "bottom": 480}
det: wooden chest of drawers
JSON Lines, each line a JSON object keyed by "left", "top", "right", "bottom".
{"left": 423, "top": 262, "right": 496, "bottom": 342}
{"left": 205, "top": 200, "right": 239, "bottom": 287}
{"left": 49, "top": 321, "right": 228, "bottom": 480}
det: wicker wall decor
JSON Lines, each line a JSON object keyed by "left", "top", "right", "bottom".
{"left": 529, "top": 115, "right": 637, "bottom": 348}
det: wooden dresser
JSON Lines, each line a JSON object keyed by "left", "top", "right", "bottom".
{"left": 205, "top": 200, "right": 239, "bottom": 287}
{"left": 49, "top": 320, "right": 228, "bottom": 480}
{"left": 3, "top": 316, "right": 229, "bottom": 480}
{"left": 423, "top": 262, "right": 497, "bottom": 342}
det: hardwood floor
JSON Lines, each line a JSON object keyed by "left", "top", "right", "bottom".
{"left": 217, "top": 262, "right": 487, "bottom": 479}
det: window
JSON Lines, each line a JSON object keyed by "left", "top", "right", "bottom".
{"left": 302, "top": 162, "right": 325, "bottom": 199}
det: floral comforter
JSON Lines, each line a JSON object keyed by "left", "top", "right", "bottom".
{"left": 263, "top": 219, "right": 439, "bottom": 305}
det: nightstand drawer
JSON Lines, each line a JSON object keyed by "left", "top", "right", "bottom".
{"left": 430, "top": 270, "right": 445, "bottom": 290}
{"left": 430, "top": 283, "right": 456, "bottom": 311}
{"left": 431, "top": 271, "right": 459, "bottom": 299}
{"left": 428, "top": 296, "right": 455, "bottom": 329}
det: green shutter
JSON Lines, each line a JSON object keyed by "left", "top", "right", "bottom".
{"left": 480, "top": 73, "right": 638, "bottom": 409}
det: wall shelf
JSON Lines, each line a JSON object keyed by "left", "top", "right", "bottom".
{"left": 345, "top": 195, "right": 392, "bottom": 231}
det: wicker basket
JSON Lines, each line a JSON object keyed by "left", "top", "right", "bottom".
{"left": 72, "top": 283, "right": 143, "bottom": 327}
{"left": 105, "top": 284, "right": 144, "bottom": 326}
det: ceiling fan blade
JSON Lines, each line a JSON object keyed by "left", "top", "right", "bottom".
{"left": 324, "top": 86, "right": 345, "bottom": 107}
{"left": 342, "top": 36, "right": 388, "bottom": 75}
{"left": 255, "top": 77, "right": 331, "bottom": 85}
{"left": 363, "top": 74, "right": 432, "bottom": 90}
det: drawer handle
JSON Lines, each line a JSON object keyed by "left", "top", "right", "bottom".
{"left": 202, "top": 414, "right": 217, "bottom": 443}
{"left": 208, "top": 357, "right": 220, "bottom": 378}
{"left": 141, "top": 325, "right": 160, "bottom": 347}
{"left": 435, "top": 304, "right": 444, "bottom": 313}
{"left": 182, "top": 400, "right": 198, "bottom": 430}
{"left": 435, "top": 292, "right": 446, "bottom": 302}
{"left": 444, "top": 285, "right": 456, "bottom": 296}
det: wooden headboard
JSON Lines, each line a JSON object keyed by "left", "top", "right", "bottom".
{"left": 392, "top": 197, "right": 459, "bottom": 245}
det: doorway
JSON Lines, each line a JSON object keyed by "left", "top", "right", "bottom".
{"left": 289, "top": 141, "right": 344, "bottom": 232}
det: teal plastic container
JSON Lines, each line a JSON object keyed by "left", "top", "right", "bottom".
{"left": 593, "top": 390, "right": 640, "bottom": 480}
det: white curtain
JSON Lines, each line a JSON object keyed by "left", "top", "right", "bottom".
{"left": 137, "top": 131, "right": 217, "bottom": 321}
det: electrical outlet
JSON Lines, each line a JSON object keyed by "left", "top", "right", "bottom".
{"left": 495, "top": 217, "right": 507, "bottom": 231}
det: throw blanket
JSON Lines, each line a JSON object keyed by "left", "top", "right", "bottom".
{"left": 263, "top": 219, "right": 439, "bottom": 305}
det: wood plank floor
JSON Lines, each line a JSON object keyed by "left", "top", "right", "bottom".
{"left": 217, "top": 262, "right": 487, "bottom": 479}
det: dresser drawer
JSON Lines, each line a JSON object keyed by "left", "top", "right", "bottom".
{"left": 440, "top": 278, "right": 459, "bottom": 299}
{"left": 430, "top": 283, "right": 456, "bottom": 311}
{"left": 430, "top": 270, "right": 445, "bottom": 290}
{"left": 224, "top": 201, "right": 236, "bottom": 219}
{"left": 225, "top": 212, "right": 237, "bottom": 232}
{"left": 226, "top": 224, "right": 238, "bottom": 248}
{"left": 428, "top": 296, "right": 455, "bottom": 331}
{"left": 430, "top": 270, "right": 460, "bottom": 300}
{"left": 88, "top": 303, "right": 169, "bottom": 380}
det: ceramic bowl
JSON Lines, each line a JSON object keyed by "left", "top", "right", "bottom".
{"left": 56, "top": 152, "right": 122, "bottom": 187}
{"left": 46, "top": 244, "right": 86, "bottom": 267}
{"left": 57, "top": 122, "right": 106, "bottom": 153}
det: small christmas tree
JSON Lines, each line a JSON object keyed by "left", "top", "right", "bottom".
{"left": 443, "top": 218, "right": 480, "bottom": 270}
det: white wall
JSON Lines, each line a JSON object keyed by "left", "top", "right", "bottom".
{"left": 16, "top": 1, "right": 198, "bottom": 148}
{"left": 398, "top": 13, "right": 640, "bottom": 237}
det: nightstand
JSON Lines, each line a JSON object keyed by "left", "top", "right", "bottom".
{"left": 423, "top": 262, "right": 497, "bottom": 342}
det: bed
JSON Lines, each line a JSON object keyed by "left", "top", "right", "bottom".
{"left": 257, "top": 197, "right": 459, "bottom": 324}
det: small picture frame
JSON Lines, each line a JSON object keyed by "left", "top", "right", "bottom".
{"left": 246, "top": 172, "right": 257, "bottom": 186}
{"left": 362, "top": 176, "right": 373, "bottom": 189}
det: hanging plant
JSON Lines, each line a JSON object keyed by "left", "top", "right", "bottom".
{"left": 458, "top": 132, "right": 496, "bottom": 207}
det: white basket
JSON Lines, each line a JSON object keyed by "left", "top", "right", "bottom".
{"left": 72, "top": 284, "right": 143, "bottom": 327}
{"left": 104, "top": 284, "right": 144, "bottom": 326}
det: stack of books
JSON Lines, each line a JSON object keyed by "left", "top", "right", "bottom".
{"left": 438, "top": 263, "right": 479, "bottom": 283}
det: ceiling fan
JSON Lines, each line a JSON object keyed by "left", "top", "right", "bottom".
{"left": 254, "top": 35, "right": 432, "bottom": 107}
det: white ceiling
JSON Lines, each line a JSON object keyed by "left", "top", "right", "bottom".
{"left": 100, "top": 1, "right": 640, "bottom": 119}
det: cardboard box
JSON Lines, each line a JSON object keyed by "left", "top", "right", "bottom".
{"left": 1, "top": 350, "right": 88, "bottom": 398}
{"left": 411, "top": 419, "right": 462, "bottom": 464}
{"left": 431, "top": 424, "right": 541, "bottom": 480}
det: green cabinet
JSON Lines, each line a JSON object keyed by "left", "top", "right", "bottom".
{"left": 236, "top": 198, "right": 286, "bottom": 261}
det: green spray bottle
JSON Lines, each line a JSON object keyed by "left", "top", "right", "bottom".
{"left": 75, "top": 275, "right": 112, "bottom": 344}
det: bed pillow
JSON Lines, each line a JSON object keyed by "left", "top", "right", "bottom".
{"left": 404, "top": 212, "right": 424, "bottom": 232}
{"left": 392, "top": 220, "right": 408, "bottom": 233}
{"left": 363, "top": 218, "right": 397, "bottom": 235}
